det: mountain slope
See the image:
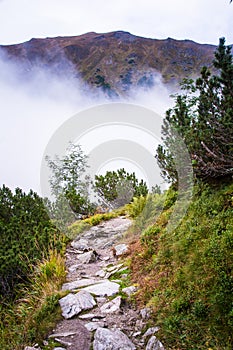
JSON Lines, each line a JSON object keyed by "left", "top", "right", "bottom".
{"left": 0, "top": 31, "right": 217, "bottom": 95}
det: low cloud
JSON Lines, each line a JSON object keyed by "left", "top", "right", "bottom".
{"left": 0, "top": 53, "right": 172, "bottom": 195}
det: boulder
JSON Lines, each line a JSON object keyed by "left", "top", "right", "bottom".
{"left": 59, "top": 291, "right": 96, "bottom": 319}
{"left": 93, "top": 327, "right": 136, "bottom": 350}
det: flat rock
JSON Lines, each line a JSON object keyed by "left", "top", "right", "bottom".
{"left": 100, "top": 296, "right": 121, "bottom": 314}
{"left": 143, "top": 327, "right": 160, "bottom": 338}
{"left": 122, "top": 286, "right": 137, "bottom": 296}
{"left": 82, "top": 281, "right": 120, "bottom": 297}
{"left": 49, "top": 331, "right": 77, "bottom": 338}
{"left": 59, "top": 290, "right": 96, "bottom": 319}
{"left": 114, "top": 244, "right": 129, "bottom": 256}
{"left": 93, "top": 327, "right": 136, "bottom": 350}
{"left": 62, "top": 278, "right": 104, "bottom": 291}
{"left": 85, "top": 321, "right": 105, "bottom": 332}
{"left": 146, "top": 336, "right": 165, "bottom": 350}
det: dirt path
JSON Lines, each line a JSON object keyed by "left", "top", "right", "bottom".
{"left": 42, "top": 217, "right": 165, "bottom": 350}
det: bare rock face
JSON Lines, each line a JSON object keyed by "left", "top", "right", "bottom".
{"left": 59, "top": 290, "right": 96, "bottom": 319}
{"left": 93, "top": 327, "right": 136, "bottom": 350}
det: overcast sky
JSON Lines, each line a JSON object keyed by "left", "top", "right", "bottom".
{"left": 0, "top": 0, "right": 232, "bottom": 45}
{"left": 0, "top": 0, "right": 232, "bottom": 195}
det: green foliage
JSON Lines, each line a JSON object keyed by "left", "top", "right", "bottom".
{"left": 131, "top": 182, "right": 233, "bottom": 349}
{"left": 46, "top": 143, "right": 95, "bottom": 220}
{"left": 0, "top": 250, "right": 66, "bottom": 349}
{"left": 94, "top": 168, "right": 148, "bottom": 209}
{"left": 0, "top": 185, "right": 66, "bottom": 299}
{"left": 156, "top": 38, "right": 233, "bottom": 183}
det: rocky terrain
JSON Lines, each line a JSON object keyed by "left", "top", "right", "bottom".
{"left": 25, "top": 216, "right": 165, "bottom": 350}
{"left": 0, "top": 31, "right": 217, "bottom": 95}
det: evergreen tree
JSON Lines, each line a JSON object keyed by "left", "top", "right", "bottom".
{"left": 156, "top": 38, "right": 233, "bottom": 183}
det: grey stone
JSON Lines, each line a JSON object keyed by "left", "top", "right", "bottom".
{"left": 93, "top": 327, "right": 136, "bottom": 350}
{"left": 24, "top": 348, "right": 41, "bottom": 350}
{"left": 71, "top": 239, "right": 90, "bottom": 251}
{"left": 140, "top": 307, "right": 151, "bottom": 319}
{"left": 59, "top": 290, "right": 96, "bottom": 319}
{"left": 82, "top": 280, "right": 120, "bottom": 296}
{"left": 146, "top": 336, "right": 165, "bottom": 350}
{"left": 77, "top": 250, "right": 99, "bottom": 264}
{"left": 114, "top": 244, "right": 129, "bottom": 256}
{"left": 79, "top": 313, "right": 96, "bottom": 319}
{"left": 105, "top": 264, "right": 123, "bottom": 272}
{"left": 62, "top": 278, "right": 104, "bottom": 291}
{"left": 95, "top": 269, "right": 106, "bottom": 278}
{"left": 143, "top": 327, "right": 160, "bottom": 338}
{"left": 53, "top": 348, "right": 66, "bottom": 350}
{"left": 85, "top": 321, "right": 105, "bottom": 331}
{"left": 100, "top": 296, "right": 121, "bottom": 314}
{"left": 49, "top": 331, "right": 77, "bottom": 338}
{"left": 122, "top": 286, "right": 137, "bottom": 296}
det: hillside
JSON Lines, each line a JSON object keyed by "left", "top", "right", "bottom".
{"left": 0, "top": 31, "right": 217, "bottom": 95}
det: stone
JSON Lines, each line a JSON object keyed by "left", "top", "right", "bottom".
{"left": 68, "top": 264, "right": 81, "bottom": 273}
{"left": 114, "top": 244, "right": 129, "bottom": 256}
{"left": 53, "top": 348, "right": 66, "bottom": 350}
{"left": 95, "top": 269, "right": 106, "bottom": 278}
{"left": 122, "top": 286, "right": 137, "bottom": 296}
{"left": 85, "top": 321, "right": 105, "bottom": 331}
{"left": 143, "top": 327, "right": 160, "bottom": 338}
{"left": 100, "top": 296, "right": 121, "bottom": 314}
{"left": 140, "top": 307, "right": 151, "bottom": 319}
{"left": 146, "top": 336, "right": 165, "bottom": 350}
{"left": 79, "top": 313, "right": 96, "bottom": 319}
{"left": 71, "top": 239, "right": 90, "bottom": 251}
{"left": 77, "top": 250, "right": 99, "bottom": 264}
{"left": 49, "top": 331, "right": 77, "bottom": 338}
{"left": 93, "top": 327, "right": 136, "bottom": 350}
{"left": 24, "top": 348, "right": 41, "bottom": 350}
{"left": 62, "top": 278, "right": 104, "bottom": 291}
{"left": 59, "top": 290, "right": 96, "bottom": 319}
{"left": 82, "top": 280, "right": 120, "bottom": 297}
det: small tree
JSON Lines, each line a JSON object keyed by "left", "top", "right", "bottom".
{"left": 94, "top": 168, "right": 148, "bottom": 209}
{"left": 46, "top": 143, "right": 95, "bottom": 220}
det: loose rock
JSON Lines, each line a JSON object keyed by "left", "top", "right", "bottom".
{"left": 59, "top": 290, "right": 96, "bottom": 319}
{"left": 62, "top": 278, "right": 104, "bottom": 291}
{"left": 114, "top": 244, "right": 129, "bottom": 256}
{"left": 85, "top": 321, "right": 105, "bottom": 331}
{"left": 100, "top": 296, "right": 122, "bottom": 314}
{"left": 82, "top": 280, "right": 120, "bottom": 297}
{"left": 122, "top": 286, "right": 137, "bottom": 296}
{"left": 77, "top": 250, "right": 99, "bottom": 264}
{"left": 93, "top": 327, "right": 136, "bottom": 350}
{"left": 146, "top": 335, "right": 165, "bottom": 350}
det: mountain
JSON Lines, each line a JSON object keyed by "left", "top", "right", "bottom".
{"left": 0, "top": 31, "right": 217, "bottom": 95}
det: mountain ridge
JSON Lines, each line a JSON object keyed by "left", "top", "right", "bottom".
{"left": 0, "top": 31, "right": 218, "bottom": 95}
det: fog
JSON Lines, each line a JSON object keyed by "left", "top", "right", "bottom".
{"left": 0, "top": 54, "right": 173, "bottom": 195}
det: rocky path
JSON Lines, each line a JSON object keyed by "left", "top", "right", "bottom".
{"left": 26, "top": 216, "right": 165, "bottom": 350}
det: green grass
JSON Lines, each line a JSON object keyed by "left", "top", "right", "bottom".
{"left": 130, "top": 182, "right": 233, "bottom": 349}
{"left": 0, "top": 250, "right": 66, "bottom": 350}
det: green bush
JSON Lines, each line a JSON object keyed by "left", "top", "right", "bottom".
{"left": 0, "top": 185, "right": 66, "bottom": 299}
